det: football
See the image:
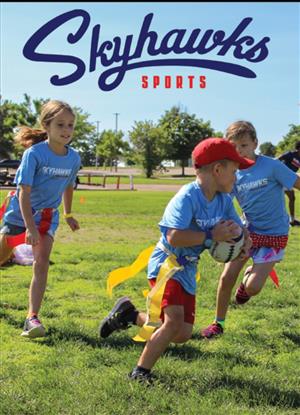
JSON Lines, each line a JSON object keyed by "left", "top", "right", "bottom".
{"left": 209, "top": 229, "right": 244, "bottom": 263}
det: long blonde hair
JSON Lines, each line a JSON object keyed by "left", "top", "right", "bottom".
{"left": 14, "top": 100, "right": 75, "bottom": 148}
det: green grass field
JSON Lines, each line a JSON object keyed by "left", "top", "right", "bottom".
{"left": 1, "top": 189, "right": 299, "bottom": 415}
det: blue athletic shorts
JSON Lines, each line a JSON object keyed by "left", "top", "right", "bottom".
{"left": 249, "top": 247, "right": 285, "bottom": 264}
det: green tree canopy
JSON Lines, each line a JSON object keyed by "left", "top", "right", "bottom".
{"left": 97, "top": 129, "right": 126, "bottom": 171}
{"left": 0, "top": 94, "right": 97, "bottom": 166}
{"left": 129, "top": 121, "right": 166, "bottom": 177}
{"left": 276, "top": 124, "right": 300, "bottom": 156}
{"left": 158, "top": 106, "right": 214, "bottom": 175}
{"left": 0, "top": 94, "right": 45, "bottom": 159}
{"left": 72, "top": 107, "right": 97, "bottom": 167}
{"left": 259, "top": 141, "right": 276, "bottom": 157}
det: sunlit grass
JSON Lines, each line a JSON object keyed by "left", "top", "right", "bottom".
{"left": 1, "top": 189, "right": 299, "bottom": 415}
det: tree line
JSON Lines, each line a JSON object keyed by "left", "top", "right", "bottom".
{"left": 1, "top": 94, "right": 299, "bottom": 177}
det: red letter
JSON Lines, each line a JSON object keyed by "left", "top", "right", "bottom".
{"left": 176, "top": 76, "right": 183, "bottom": 88}
{"left": 153, "top": 76, "right": 160, "bottom": 88}
{"left": 141, "top": 76, "right": 148, "bottom": 88}
{"left": 200, "top": 76, "right": 206, "bottom": 88}
{"left": 165, "top": 76, "right": 171, "bottom": 88}
{"left": 188, "top": 76, "right": 194, "bottom": 88}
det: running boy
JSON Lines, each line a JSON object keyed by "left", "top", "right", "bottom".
{"left": 99, "top": 138, "right": 253, "bottom": 382}
{"left": 201, "top": 121, "right": 300, "bottom": 339}
{"left": 0, "top": 100, "right": 81, "bottom": 338}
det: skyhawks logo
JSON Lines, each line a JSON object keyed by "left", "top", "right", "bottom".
{"left": 42, "top": 167, "right": 72, "bottom": 177}
{"left": 236, "top": 178, "right": 268, "bottom": 192}
{"left": 196, "top": 216, "right": 222, "bottom": 228}
{"left": 23, "top": 10, "right": 271, "bottom": 92}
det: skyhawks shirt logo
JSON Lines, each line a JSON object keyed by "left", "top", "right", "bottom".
{"left": 42, "top": 166, "right": 72, "bottom": 177}
{"left": 237, "top": 178, "right": 268, "bottom": 192}
{"left": 196, "top": 216, "right": 222, "bottom": 228}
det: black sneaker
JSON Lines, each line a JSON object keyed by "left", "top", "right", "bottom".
{"left": 290, "top": 219, "right": 300, "bottom": 226}
{"left": 128, "top": 367, "right": 153, "bottom": 384}
{"left": 99, "top": 296, "right": 137, "bottom": 338}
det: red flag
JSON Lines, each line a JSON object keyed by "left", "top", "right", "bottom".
{"left": 5, "top": 207, "right": 53, "bottom": 248}
{"left": 269, "top": 268, "right": 279, "bottom": 288}
{"left": 6, "top": 232, "right": 26, "bottom": 248}
{"left": 0, "top": 203, "right": 6, "bottom": 220}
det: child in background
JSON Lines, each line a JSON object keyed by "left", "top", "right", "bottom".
{"left": 99, "top": 138, "right": 253, "bottom": 382}
{"left": 201, "top": 121, "right": 300, "bottom": 339}
{"left": 277, "top": 141, "right": 300, "bottom": 226}
{"left": 0, "top": 100, "right": 81, "bottom": 338}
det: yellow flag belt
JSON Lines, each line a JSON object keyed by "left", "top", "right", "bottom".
{"left": 106, "top": 245, "right": 200, "bottom": 342}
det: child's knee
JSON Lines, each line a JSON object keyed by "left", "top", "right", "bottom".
{"left": 245, "top": 279, "right": 263, "bottom": 296}
{"left": 174, "top": 330, "right": 192, "bottom": 344}
{"left": 163, "top": 318, "right": 184, "bottom": 337}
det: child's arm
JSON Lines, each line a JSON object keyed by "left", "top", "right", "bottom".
{"left": 167, "top": 220, "right": 241, "bottom": 248}
{"left": 63, "top": 185, "right": 80, "bottom": 231}
{"left": 19, "top": 185, "right": 40, "bottom": 246}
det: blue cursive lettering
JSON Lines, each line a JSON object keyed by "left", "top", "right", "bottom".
{"left": 23, "top": 10, "right": 271, "bottom": 92}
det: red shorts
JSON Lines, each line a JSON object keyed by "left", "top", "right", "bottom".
{"left": 149, "top": 278, "right": 195, "bottom": 324}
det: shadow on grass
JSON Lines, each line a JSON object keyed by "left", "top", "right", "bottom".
{"left": 42, "top": 327, "right": 139, "bottom": 350}
{"left": 0, "top": 311, "right": 258, "bottom": 367}
{"left": 212, "top": 375, "right": 300, "bottom": 409}
{"left": 1, "top": 301, "right": 27, "bottom": 311}
{"left": 166, "top": 342, "right": 258, "bottom": 367}
{"left": 0, "top": 262, "right": 15, "bottom": 269}
{"left": 0, "top": 260, "right": 54, "bottom": 268}
{"left": 282, "top": 331, "right": 300, "bottom": 346}
{"left": 0, "top": 310, "right": 23, "bottom": 328}
{"left": 159, "top": 373, "right": 300, "bottom": 409}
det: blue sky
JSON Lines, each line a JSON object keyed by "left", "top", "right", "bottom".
{"left": 1, "top": 2, "right": 299, "bottom": 145}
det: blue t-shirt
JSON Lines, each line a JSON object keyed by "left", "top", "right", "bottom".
{"left": 232, "top": 155, "right": 297, "bottom": 235}
{"left": 148, "top": 180, "right": 242, "bottom": 295}
{"left": 4, "top": 141, "right": 81, "bottom": 227}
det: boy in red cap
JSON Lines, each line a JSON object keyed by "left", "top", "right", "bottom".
{"left": 201, "top": 122, "right": 300, "bottom": 339}
{"left": 99, "top": 138, "right": 253, "bottom": 382}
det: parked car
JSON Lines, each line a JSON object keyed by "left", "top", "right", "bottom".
{"left": 0, "top": 159, "right": 81, "bottom": 188}
{"left": 0, "top": 159, "right": 21, "bottom": 186}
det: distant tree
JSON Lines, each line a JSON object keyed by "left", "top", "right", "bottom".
{"left": 97, "top": 130, "right": 126, "bottom": 171}
{"left": 0, "top": 94, "right": 44, "bottom": 159}
{"left": 158, "top": 106, "right": 214, "bottom": 175}
{"left": 122, "top": 141, "right": 136, "bottom": 166}
{"left": 276, "top": 124, "right": 300, "bottom": 156}
{"left": 129, "top": 121, "right": 166, "bottom": 178}
{"left": 0, "top": 94, "right": 97, "bottom": 165}
{"left": 72, "top": 107, "right": 97, "bottom": 167}
{"left": 259, "top": 141, "right": 276, "bottom": 157}
{"left": 214, "top": 131, "right": 224, "bottom": 138}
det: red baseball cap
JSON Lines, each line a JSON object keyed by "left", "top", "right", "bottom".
{"left": 192, "top": 138, "right": 255, "bottom": 170}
